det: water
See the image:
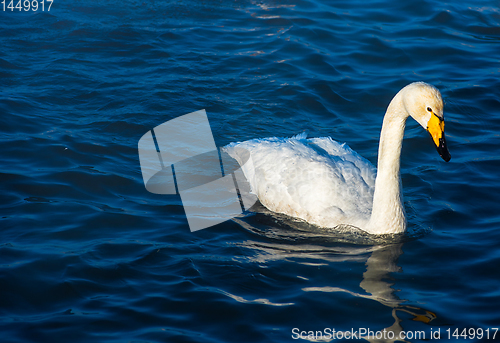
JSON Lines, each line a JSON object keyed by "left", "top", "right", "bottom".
{"left": 1, "top": 0, "right": 500, "bottom": 342}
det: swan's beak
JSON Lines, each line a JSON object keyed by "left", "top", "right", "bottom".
{"left": 427, "top": 114, "right": 451, "bottom": 162}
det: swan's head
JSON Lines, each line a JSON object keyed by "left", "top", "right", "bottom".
{"left": 403, "top": 82, "right": 451, "bottom": 162}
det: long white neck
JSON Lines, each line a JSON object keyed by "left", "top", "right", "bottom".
{"left": 366, "top": 90, "right": 409, "bottom": 235}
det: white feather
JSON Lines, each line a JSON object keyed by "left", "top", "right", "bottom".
{"left": 225, "top": 136, "right": 376, "bottom": 229}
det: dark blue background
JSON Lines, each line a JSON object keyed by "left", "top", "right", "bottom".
{"left": 1, "top": 0, "right": 499, "bottom": 342}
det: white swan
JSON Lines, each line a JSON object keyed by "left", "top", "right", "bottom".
{"left": 225, "top": 82, "right": 451, "bottom": 235}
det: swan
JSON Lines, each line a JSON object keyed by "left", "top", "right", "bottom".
{"left": 224, "top": 82, "right": 451, "bottom": 235}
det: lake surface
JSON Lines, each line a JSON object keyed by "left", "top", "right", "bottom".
{"left": 1, "top": 0, "right": 500, "bottom": 342}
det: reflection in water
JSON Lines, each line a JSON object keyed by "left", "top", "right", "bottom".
{"left": 233, "top": 214, "right": 436, "bottom": 343}
{"left": 318, "top": 244, "right": 437, "bottom": 343}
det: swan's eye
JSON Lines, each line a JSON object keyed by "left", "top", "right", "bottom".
{"left": 427, "top": 107, "right": 432, "bottom": 112}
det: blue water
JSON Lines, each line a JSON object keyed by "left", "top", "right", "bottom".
{"left": 1, "top": 0, "right": 500, "bottom": 342}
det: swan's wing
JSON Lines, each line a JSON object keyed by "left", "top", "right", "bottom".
{"left": 224, "top": 136, "right": 376, "bottom": 228}
{"left": 308, "top": 137, "right": 376, "bottom": 190}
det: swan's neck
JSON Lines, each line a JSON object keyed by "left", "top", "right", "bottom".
{"left": 367, "top": 92, "right": 409, "bottom": 234}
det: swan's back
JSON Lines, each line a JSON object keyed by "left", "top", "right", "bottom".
{"left": 224, "top": 134, "right": 377, "bottom": 229}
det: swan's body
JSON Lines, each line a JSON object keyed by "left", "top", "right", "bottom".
{"left": 227, "top": 134, "right": 377, "bottom": 230}
{"left": 225, "top": 82, "right": 451, "bottom": 235}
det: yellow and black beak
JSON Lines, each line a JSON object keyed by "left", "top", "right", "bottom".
{"left": 427, "top": 114, "right": 451, "bottom": 162}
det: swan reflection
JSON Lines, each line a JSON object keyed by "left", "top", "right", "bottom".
{"left": 233, "top": 215, "right": 436, "bottom": 342}
{"left": 302, "top": 244, "right": 436, "bottom": 342}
